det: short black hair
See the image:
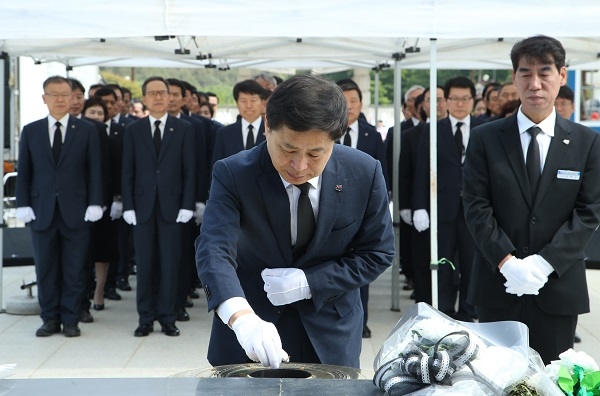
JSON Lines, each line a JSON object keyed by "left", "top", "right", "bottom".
{"left": 444, "top": 76, "right": 476, "bottom": 99}
{"left": 43, "top": 76, "right": 71, "bottom": 91}
{"left": 94, "top": 87, "right": 117, "bottom": 101}
{"left": 106, "top": 83, "right": 124, "bottom": 97}
{"left": 67, "top": 78, "right": 85, "bottom": 93}
{"left": 233, "top": 80, "right": 267, "bottom": 101}
{"left": 266, "top": 74, "right": 347, "bottom": 142}
{"left": 481, "top": 82, "right": 500, "bottom": 100}
{"left": 122, "top": 87, "right": 132, "bottom": 98}
{"left": 336, "top": 78, "right": 362, "bottom": 102}
{"left": 206, "top": 92, "right": 219, "bottom": 103}
{"left": 165, "top": 78, "right": 185, "bottom": 96}
{"left": 142, "top": 76, "right": 169, "bottom": 96}
{"left": 82, "top": 97, "right": 109, "bottom": 122}
{"left": 510, "top": 35, "right": 566, "bottom": 72}
{"left": 557, "top": 85, "right": 574, "bottom": 102}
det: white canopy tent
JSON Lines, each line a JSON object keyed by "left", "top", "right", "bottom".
{"left": 2, "top": 0, "right": 600, "bottom": 311}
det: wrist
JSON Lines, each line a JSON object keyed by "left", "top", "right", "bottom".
{"left": 228, "top": 309, "right": 254, "bottom": 328}
{"left": 498, "top": 254, "right": 513, "bottom": 270}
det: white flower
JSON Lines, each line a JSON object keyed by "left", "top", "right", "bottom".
{"left": 545, "top": 348, "right": 599, "bottom": 381}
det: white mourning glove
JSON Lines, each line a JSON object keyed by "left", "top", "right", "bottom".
{"left": 194, "top": 202, "right": 206, "bottom": 226}
{"left": 176, "top": 209, "right": 194, "bottom": 223}
{"left": 16, "top": 207, "right": 36, "bottom": 224}
{"left": 110, "top": 201, "right": 123, "bottom": 220}
{"left": 412, "top": 209, "right": 430, "bottom": 232}
{"left": 500, "top": 256, "right": 547, "bottom": 296}
{"left": 231, "top": 313, "right": 289, "bottom": 369}
{"left": 84, "top": 205, "right": 103, "bottom": 222}
{"left": 261, "top": 268, "right": 312, "bottom": 306}
{"left": 123, "top": 210, "right": 137, "bottom": 225}
{"left": 400, "top": 209, "right": 413, "bottom": 225}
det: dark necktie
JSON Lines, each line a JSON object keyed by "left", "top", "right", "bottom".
{"left": 153, "top": 120, "right": 161, "bottom": 156}
{"left": 526, "top": 126, "right": 542, "bottom": 198}
{"left": 53, "top": 121, "right": 62, "bottom": 163}
{"left": 343, "top": 127, "right": 352, "bottom": 146}
{"left": 454, "top": 122, "right": 464, "bottom": 160}
{"left": 293, "top": 182, "right": 316, "bottom": 259}
{"left": 245, "top": 124, "right": 254, "bottom": 150}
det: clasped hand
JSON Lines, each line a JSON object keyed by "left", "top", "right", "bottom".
{"left": 262, "top": 268, "right": 311, "bottom": 306}
{"left": 500, "top": 255, "right": 553, "bottom": 296}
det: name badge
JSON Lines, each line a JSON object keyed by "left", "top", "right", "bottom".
{"left": 557, "top": 170, "right": 580, "bottom": 180}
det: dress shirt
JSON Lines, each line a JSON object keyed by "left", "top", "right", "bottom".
{"left": 517, "top": 107, "right": 554, "bottom": 171}
{"left": 104, "top": 120, "right": 112, "bottom": 135}
{"left": 281, "top": 175, "right": 320, "bottom": 245}
{"left": 149, "top": 113, "right": 169, "bottom": 139}
{"left": 47, "top": 114, "right": 69, "bottom": 145}
{"left": 241, "top": 117, "right": 262, "bottom": 147}
{"left": 340, "top": 121, "right": 359, "bottom": 149}
{"left": 448, "top": 114, "right": 471, "bottom": 163}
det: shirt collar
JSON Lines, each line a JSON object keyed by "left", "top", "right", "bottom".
{"left": 149, "top": 113, "right": 168, "bottom": 127}
{"left": 348, "top": 120, "right": 359, "bottom": 133}
{"left": 48, "top": 114, "right": 70, "bottom": 127}
{"left": 448, "top": 114, "right": 470, "bottom": 128}
{"left": 517, "top": 107, "right": 556, "bottom": 137}
{"left": 242, "top": 117, "right": 262, "bottom": 131}
{"left": 280, "top": 175, "right": 320, "bottom": 190}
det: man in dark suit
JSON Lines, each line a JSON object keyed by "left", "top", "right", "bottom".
{"left": 413, "top": 76, "right": 484, "bottom": 321}
{"left": 121, "top": 76, "right": 196, "bottom": 337}
{"left": 16, "top": 76, "right": 103, "bottom": 337}
{"left": 336, "top": 78, "right": 389, "bottom": 338}
{"left": 211, "top": 80, "right": 266, "bottom": 166}
{"left": 107, "top": 84, "right": 134, "bottom": 128}
{"left": 463, "top": 35, "right": 600, "bottom": 364}
{"left": 196, "top": 74, "right": 394, "bottom": 369}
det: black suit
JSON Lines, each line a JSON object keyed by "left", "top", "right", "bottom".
{"left": 122, "top": 115, "right": 196, "bottom": 326}
{"left": 414, "top": 116, "right": 483, "bottom": 319}
{"left": 463, "top": 113, "right": 600, "bottom": 363}
{"left": 211, "top": 118, "right": 265, "bottom": 167}
{"left": 16, "top": 115, "right": 102, "bottom": 325}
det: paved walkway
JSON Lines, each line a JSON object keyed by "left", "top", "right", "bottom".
{"left": 0, "top": 265, "right": 599, "bottom": 379}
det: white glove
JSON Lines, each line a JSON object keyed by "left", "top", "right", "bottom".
{"left": 500, "top": 256, "right": 547, "bottom": 296}
{"left": 262, "top": 268, "right": 312, "bottom": 306}
{"left": 400, "top": 209, "right": 412, "bottom": 225}
{"left": 84, "top": 205, "right": 103, "bottom": 222}
{"left": 413, "top": 209, "right": 430, "bottom": 232}
{"left": 524, "top": 254, "right": 554, "bottom": 278}
{"left": 16, "top": 207, "right": 36, "bottom": 224}
{"left": 231, "top": 313, "right": 289, "bottom": 369}
{"left": 110, "top": 201, "right": 123, "bottom": 220}
{"left": 194, "top": 202, "right": 206, "bottom": 226}
{"left": 176, "top": 209, "right": 194, "bottom": 223}
{"left": 123, "top": 210, "right": 137, "bottom": 225}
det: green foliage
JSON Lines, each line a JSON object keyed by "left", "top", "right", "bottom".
{"left": 100, "top": 71, "right": 142, "bottom": 98}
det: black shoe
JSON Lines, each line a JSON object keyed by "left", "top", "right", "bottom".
{"left": 80, "top": 309, "right": 94, "bottom": 323}
{"left": 574, "top": 333, "right": 582, "bottom": 343}
{"left": 362, "top": 325, "right": 372, "bottom": 338}
{"left": 104, "top": 288, "right": 122, "bottom": 301}
{"left": 161, "top": 323, "right": 180, "bottom": 337}
{"left": 184, "top": 299, "right": 194, "bottom": 308}
{"left": 403, "top": 278, "right": 414, "bottom": 291}
{"left": 36, "top": 320, "right": 61, "bottom": 337}
{"left": 134, "top": 324, "right": 154, "bottom": 337}
{"left": 189, "top": 289, "right": 200, "bottom": 299}
{"left": 116, "top": 278, "right": 132, "bottom": 291}
{"left": 176, "top": 308, "right": 190, "bottom": 322}
{"left": 63, "top": 324, "right": 81, "bottom": 337}
{"left": 93, "top": 303, "right": 104, "bottom": 311}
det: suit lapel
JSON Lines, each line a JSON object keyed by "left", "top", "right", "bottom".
{"left": 57, "top": 116, "right": 77, "bottom": 165}
{"left": 499, "top": 114, "right": 533, "bottom": 207}
{"left": 534, "top": 117, "right": 572, "bottom": 205}
{"left": 256, "top": 119, "right": 266, "bottom": 144}
{"left": 158, "top": 116, "right": 176, "bottom": 160}
{"left": 139, "top": 118, "right": 155, "bottom": 159}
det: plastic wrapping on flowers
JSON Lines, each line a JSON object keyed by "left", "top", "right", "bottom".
{"left": 372, "top": 303, "right": 563, "bottom": 395}
{"left": 545, "top": 348, "right": 600, "bottom": 395}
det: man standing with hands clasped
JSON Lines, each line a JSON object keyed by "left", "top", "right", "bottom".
{"left": 196, "top": 74, "right": 394, "bottom": 369}
{"left": 463, "top": 35, "right": 600, "bottom": 364}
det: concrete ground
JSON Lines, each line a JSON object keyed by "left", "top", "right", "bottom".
{"left": 0, "top": 265, "right": 599, "bottom": 380}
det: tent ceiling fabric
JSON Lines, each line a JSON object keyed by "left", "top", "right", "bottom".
{"left": 2, "top": 1, "right": 600, "bottom": 70}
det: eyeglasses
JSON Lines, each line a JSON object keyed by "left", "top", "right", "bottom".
{"left": 146, "top": 90, "right": 169, "bottom": 97}
{"left": 447, "top": 96, "right": 473, "bottom": 104}
{"left": 44, "top": 93, "right": 70, "bottom": 99}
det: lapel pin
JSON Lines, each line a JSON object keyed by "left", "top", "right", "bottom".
{"left": 169, "top": 128, "right": 174, "bottom": 131}
{"left": 71, "top": 125, "right": 75, "bottom": 129}
{"left": 335, "top": 185, "right": 342, "bottom": 192}
{"left": 563, "top": 139, "right": 570, "bottom": 145}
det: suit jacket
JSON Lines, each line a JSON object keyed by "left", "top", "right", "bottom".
{"left": 181, "top": 113, "right": 211, "bottom": 203}
{"left": 413, "top": 116, "right": 484, "bottom": 222}
{"left": 85, "top": 117, "right": 120, "bottom": 206}
{"left": 356, "top": 119, "right": 389, "bottom": 190}
{"left": 16, "top": 116, "right": 103, "bottom": 230}
{"left": 121, "top": 115, "right": 196, "bottom": 223}
{"left": 196, "top": 142, "right": 394, "bottom": 367}
{"left": 211, "top": 118, "right": 265, "bottom": 167}
{"left": 399, "top": 124, "right": 425, "bottom": 210}
{"left": 462, "top": 113, "right": 600, "bottom": 315}
{"left": 385, "top": 118, "right": 419, "bottom": 194}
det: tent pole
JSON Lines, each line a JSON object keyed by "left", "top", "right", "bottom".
{"left": 390, "top": 58, "right": 402, "bottom": 312}
{"left": 429, "top": 39, "right": 439, "bottom": 309}
{"left": 0, "top": 52, "right": 7, "bottom": 312}
{"left": 374, "top": 68, "right": 380, "bottom": 125}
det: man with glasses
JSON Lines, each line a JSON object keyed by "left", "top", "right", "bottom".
{"left": 16, "top": 76, "right": 103, "bottom": 337}
{"left": 412, "top": 76, "right": 483, "bottom": 322}
{"left": 121, "top": 76, "right": 196, "bottom": 338}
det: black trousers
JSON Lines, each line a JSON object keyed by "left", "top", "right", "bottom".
{"left": 477, "top": 296, "right": 577, "bottom": 365}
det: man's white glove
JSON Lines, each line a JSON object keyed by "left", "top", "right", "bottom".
{"left": 176, "top": 209, "right": 194, "bottom": 223}
{"left": 16, "top": 207, "right": 36, "bottom": 224}
{"left": 231, "top": 313, "right": 289, "bottom": 369}
{"left": 500, "top": 256, "right": 547, "bottom": 296}
{"left": 261, "top": 268, "right": 311, "bottom": 306}
{"left": 123, "top": 210, "right": 137, "bottom": 225}
{"left": 413, "top": 209, "right": 430, "bottom": 232}
{"left": 84, "top": 205, "right": 103, "bottom": 222}
{"left": 194, "top": 202, "right": 206, "bottom": 226}
{"left": 400, "top": 209, "right": 413, "bottom": 225}
{"left": 110, "top": 201, "right": 123, "bottom": 220}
